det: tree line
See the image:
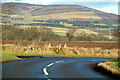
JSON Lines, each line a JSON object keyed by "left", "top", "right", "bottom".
{"left": 13, "top": 19, "right": 116, "bottom": 29}
{"left": 65, "top": 28, "right": 117, "bottom": 41}
{"left": 2, "top": 25, "right": 61, "bottom": 41}
{"left": 32, "top": 19, "right": 115, "bottom": 28}
{"left": 13, "top": 23, "right": 65, "bottom": 28}
{"left": 2, "top": 25, "right": 117, "bottom": 41}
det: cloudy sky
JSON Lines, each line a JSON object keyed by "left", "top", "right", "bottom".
{"left": 1, "top": 0, "right": 119, "bottom": 14}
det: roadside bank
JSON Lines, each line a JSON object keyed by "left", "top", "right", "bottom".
{"left": 92, "top": 59, "right": 120, "bottom": 80}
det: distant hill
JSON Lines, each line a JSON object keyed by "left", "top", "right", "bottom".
{"left": 1, "top": 2, "right": 118, "bottom": 34}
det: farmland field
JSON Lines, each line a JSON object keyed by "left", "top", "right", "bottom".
{"left": 16, "top": 25, "right": 100, "bottom": 36}
{"left": 10, "top": 11, "right": 102, "bottom": 24}
{"left": 1, "top": 40, "right": 119, "bottom": 62}
{"left": 2, "top": 40, "right": 119, "bottom": 49}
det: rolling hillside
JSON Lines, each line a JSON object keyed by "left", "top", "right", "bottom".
{"left": 1, "top": 2, "right": 118, "bottom": 36}
{"left": 1, "top": 2, "right": 117, "bottom": 23}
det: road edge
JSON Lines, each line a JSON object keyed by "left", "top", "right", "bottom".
{"left": 91, "top": 61, "right": 120, "bottom": 80}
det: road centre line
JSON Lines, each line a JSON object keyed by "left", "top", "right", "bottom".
{"left": 43, "top": 60, "right": 64, "bottom": 76}
{"left": 47, "top": 63, "right": 54, "bottom": 67}
{"left": 43, "top": 68, "right": 49, "bottom": 76}
{"left": 56, "top": 60, "right": 64, "bottom": 63}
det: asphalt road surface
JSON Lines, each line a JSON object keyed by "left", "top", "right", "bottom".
{"left": 2, "top": 57, "right": 112, "bottom": 79}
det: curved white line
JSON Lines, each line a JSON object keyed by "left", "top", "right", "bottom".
{"left": 43, "top": 60, "right": 64, "bottom": 76}
{"left": 56, "top": 60, "right": 64, "bottom": 63}
{"left": 43, "top": 68, "right": 49, "bottom": 76}
{"left": 47, "top": 63, "right": 54, "bottom": 67}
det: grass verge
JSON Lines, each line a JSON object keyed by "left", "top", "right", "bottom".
{"left": 1, "top": 51, "right": 116, "bottom": 63}
{"left": 1, "top": 43, "right": 118, "bottom": 63}
{"left": 97, "top": 58, "right": 120, "bottom": 77}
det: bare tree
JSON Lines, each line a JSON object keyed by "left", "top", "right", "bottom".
{"left": 66, "top": 28, "right": 77, "bottom": 41}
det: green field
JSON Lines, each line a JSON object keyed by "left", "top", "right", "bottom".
{"left": 98, "top": 58, "right": 120, "bottom": 75}
{"left": 16, "top": 25, "right": 114, "bottom": 39}
{"left": 2, "top": 50, "right": 116, "bottom": 62}
{"left": 17, "top": 25, "right": 99, "bottom": 36}
{"left": 1, "top": 11, "right": 107, "bottom": 25}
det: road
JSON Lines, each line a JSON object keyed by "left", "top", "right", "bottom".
{"left": 2, "top": 57, "right": 112, "bottom": 79}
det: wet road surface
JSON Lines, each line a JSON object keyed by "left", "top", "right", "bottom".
{"left": 2, "top": 57, "right": 112, "bottom": 79}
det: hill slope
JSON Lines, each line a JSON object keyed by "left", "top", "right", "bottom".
{"left": 1, "top": 2, "right": 118, "bottom": 35}
{"left": 2, "top": 2, "right": 117, "bottom": 23}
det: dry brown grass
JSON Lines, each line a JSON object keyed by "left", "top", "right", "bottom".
{"left": 2, "top": 42, "right": 118, "bottom": 58}
{"left": 98, "top": 61, "right": 120, "bottom": 75}
{"left": 2, "top": 40, "right": 119, "bottom": 49}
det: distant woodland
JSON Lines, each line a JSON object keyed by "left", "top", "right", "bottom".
{"left": 2, "top": 25, "right": 118, "bottom": 41}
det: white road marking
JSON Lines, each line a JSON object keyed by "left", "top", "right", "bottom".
{"left": 43, "top": 68, "right": 49, "bottom": 76}
{"left": 43, "top": 60, "right": 64, "bottom": 76}
{"left": 56, "top": 60, "right": 64, "bottom": 63}
{"left": 47, "top": 63, "right": 54, "bottom": 67}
